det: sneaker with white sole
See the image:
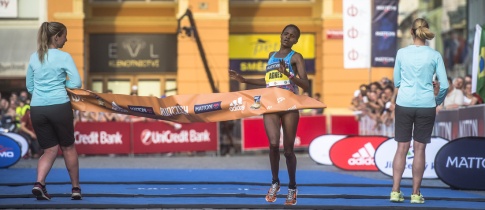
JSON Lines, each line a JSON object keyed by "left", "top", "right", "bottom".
{"left": 284, "top": 188, "right": 297, "bottom": 205}
{"left": 71, "top": 187, "right": 82, "bottom": 200}
{"left": 32, "top": 182, "right": 51, "bottom": 200}
{"left": 390, "top": 191, "right": 404, "bottom": 202}
{"left": 265, "top": 182, "right": 280, "bottom": 202}
{"left": 411, "top": 193, "right": 425, "bottom": 204}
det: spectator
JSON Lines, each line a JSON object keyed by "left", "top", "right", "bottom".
{"left": 19, "top": 109, "right": 43, "bottom": 158}
{"left": 441, "top": 77, "right": 464, "bottom": 110}
{"left": 463, "top": 82, "right": 479, "bottom": 106}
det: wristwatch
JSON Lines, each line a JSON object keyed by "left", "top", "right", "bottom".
{"left": 288, "top": 72, "right": 295, "bottom": 79}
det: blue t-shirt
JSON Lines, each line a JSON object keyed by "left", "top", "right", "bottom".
{"left": 26, "top": 49, "right": 82, "bottom": 106}
{"left": 393, "top": 45, "right": 448, "bottom": 108}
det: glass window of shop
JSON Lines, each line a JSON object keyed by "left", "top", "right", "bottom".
{"left": 92, "top": 80, "right": 103, "bottom": 93}
{"left": 0, "top": 0, "right": 39, "bottom": 19}
{"left": 164, "top": 79, "right": 177, "bottom": 97}
{"left": 108, "top": 79, "right": 131, "bottom": 95}
{"left": 138, "top": 80, "right": 161, "bottom": 97}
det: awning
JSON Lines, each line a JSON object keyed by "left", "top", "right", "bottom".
{"left": 0, "top": 28, "right": 37, "bottom": 77}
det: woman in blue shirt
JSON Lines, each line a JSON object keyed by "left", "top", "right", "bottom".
{"left": 27, "top": 22, "right": 83, "bottom": 201}
{"left": 390, "top": 18, "right": 448, "bottom": 204}
{"left": 229, "top": 24, "right": 309, "bottom": 206}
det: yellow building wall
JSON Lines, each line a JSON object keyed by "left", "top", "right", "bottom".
{"left": 48, "top": 0, "right": 85, "bottom": 87}
{"left": 176, "top": 0, "right": 230, "bottom": 94}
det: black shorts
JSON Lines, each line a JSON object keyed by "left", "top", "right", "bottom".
{"left": 30, "top": 102, "right": 75, "bottom": 149}
{"left": 394, "top": 105, "right": 436, "bottom": 144}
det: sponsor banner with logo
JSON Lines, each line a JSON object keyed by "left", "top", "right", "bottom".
{"left": 371, "top": 0, "right": 398, "bottom": 67}
{"left": 457, "top": 104, "right": 485, "bottom": 138}
{"left": 343, "top": 0, "right": 371, "bottom": 69}
{"left": 0, "top": 134, "right": 21, "bottom": 168}
{"left": 74, "top": 122, "right": 131, "bottom": 155}
{"left": 308, "top": 135, "right": 347, "bottom": 165}
{"left": 433, "top": 109, "right": 459, "bottom": 140}
{"left": 329, "top": 136, "right": 388, "bottom": 171}
{"left": 434, "top": 137, "right": 485, "bottom": 190}
{"left": 242, "top": 115, "right": 326, "bottom": 151}
{"left": 132, "top": 122, "right": 218, "bottom": 154}
{"left": 67, "top": 88, "right": 326, "bottom": 124}
{"left": 229, "top": 34, "right": 315, "bottom": 74}
{"left": 375, "top": 137, "right": 449, "bottom": 179}
{"left": 89, "top": 34, "right": 177, "bottom": 73}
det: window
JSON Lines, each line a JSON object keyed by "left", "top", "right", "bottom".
{"left": 108, "top": 79, "right": 131, "bottom": 95}
{"left": 164, "top": 79, "right": 177, "bottom": 97}
{"left": 138, "top": 80, "right": 161, "bottom": 97}
{"left": 92, "top": 80, "right": 103, "bottom": 93}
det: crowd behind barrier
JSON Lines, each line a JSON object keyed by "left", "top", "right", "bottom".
{"left": 351, "top": 75, "right": 484, "bottom": 137}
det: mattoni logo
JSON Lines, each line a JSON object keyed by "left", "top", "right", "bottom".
{"left": 348, "top": 142, "right": 375, "bottom": 166}
{"left": 128, "top": 105, "right": 155, "bottom": 115}
{"left": 435, "top": 137, "right": 485, "bottom": 190}
{"left": 229, "top": 97, "right": 245, "bottom": 112}
{"left": 329, "top": 136, "right": 388, "bottom": 171}
{"left": 194, "top": 102, "right": 222, "bottom": 114}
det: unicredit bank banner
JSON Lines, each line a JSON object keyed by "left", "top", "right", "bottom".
{"left": 329, "top": 136, "right": 388, "bottom": 171}
{"left": 74, "top": 122, "right": 131, "bottom": 155}
{"left": 132, "top": 122, "right": 218, "bottom": 154}
{"left": 375, "top": 137, "right": 449, "bottom": 179}
{"left": 242, "top": 116, "right": 326, "bottom": 151}
{"left": 434, "top": 137, "right": 485, "bottom": 190}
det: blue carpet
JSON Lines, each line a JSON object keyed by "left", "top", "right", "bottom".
{"left": 0, "top": 168, "right": 483, "bottom": 209}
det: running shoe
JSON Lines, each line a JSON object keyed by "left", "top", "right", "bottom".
{"left": 265, "top": 182, "right": 280, "bottom": 202}
{"left": 32, "top": 182, "right": 51, "bottom": 200}
{"left": 71, "top": 187, "right": 82, "bottom": 200}
{"left": 411, "top": 193, "right": 425, "bottom": 204}
{"left": 390, "top": 191, "right": 404, "bottom": 202}
{"left": 284, "top": 188, "right": 297, "bottom": 205}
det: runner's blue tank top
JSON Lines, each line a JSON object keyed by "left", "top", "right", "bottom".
{"left": 265, "top": 50, "right": 299, "bottom": 94}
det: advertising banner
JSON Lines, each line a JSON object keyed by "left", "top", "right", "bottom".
{"left": 343, "top": 0, "right": 371, "bottom": 69}
{"left": 242, "top": 115, "right": 326, "bottom": 151}
{"left": 308, "top": 135, "right": 347, "bottom": 165}
{"left": 74, "top": 122, "right": 131, "bottom": 155}
{"left": 330, "top": 115, "right": 359, "bottom": 135}
{"left": 374, "top": 137, "right": 449, "bottom": 179}
{"left": 434, "top": 137, "right": 485, "bottom": 190}
{"left": 457, "top": 104, "right": 485, "bottom": 138}
{"left": 0, "top": 134, "right": 21, "bottom": 168}
{"left": 433, "top": 109, "right": 459, "bottom": 140}
{"left": 229, "top": 34, "right": 315, "bottom": 74}
{"left": 329, "top": 136, "right": 388, "bottom": 171}
{"left": 3, "top": 132, "right": 28, "bottom": 157}
{"left": 371, "top": 0, "right": 398, "bottom": 67}
{"left": 89, "top": 34, "right": 177, "bottom": 73}
{"left": 67, "top": 88, "right": 326, "bottom": 124}
{"left": 132, "top": 121, "right": 218, "bottom": 154}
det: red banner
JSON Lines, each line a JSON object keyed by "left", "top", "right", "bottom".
{"left": 331, "top": 115, "right": 359, "bottom": 135}
{"left": 329, "top": 136, "right": 389, "bottom": 171}
{"left": 242, "top": 115, "right": 326, "bottom": 151}
{"left": 74, "top": 122, "right": 131, "bottom": 155}
{"left": 132, "top": 122, "right": 218, "bottom": 154}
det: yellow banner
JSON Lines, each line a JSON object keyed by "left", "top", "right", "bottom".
{"left": 229, "top": 34, "right": 315, "bottom": 59}
{"left": 68, "top": 88, "right": 326, "bottom": 123}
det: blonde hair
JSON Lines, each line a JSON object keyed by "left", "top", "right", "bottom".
{"left": 37, "top": 22, "right": 66, "bottom": 63}
{"left": 412, "top": 18, "right": 435, "bottom": 40}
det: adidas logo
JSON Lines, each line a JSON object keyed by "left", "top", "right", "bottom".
{"left": 348, "top": 142, "right": 375, "bottom": 166}
{"left": 229, "top": 97, "right": 245, "bottom": 112}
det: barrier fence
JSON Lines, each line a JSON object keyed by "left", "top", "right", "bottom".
{"left": 357, "top": 104, "right": 485, "bottom": 139}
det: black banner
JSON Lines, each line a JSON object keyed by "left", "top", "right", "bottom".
{"left": 89, "top": 34, "right": 177, "bottom": 73}
{"left": 371, "top": 0, "right": 398, "bottom": 67}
